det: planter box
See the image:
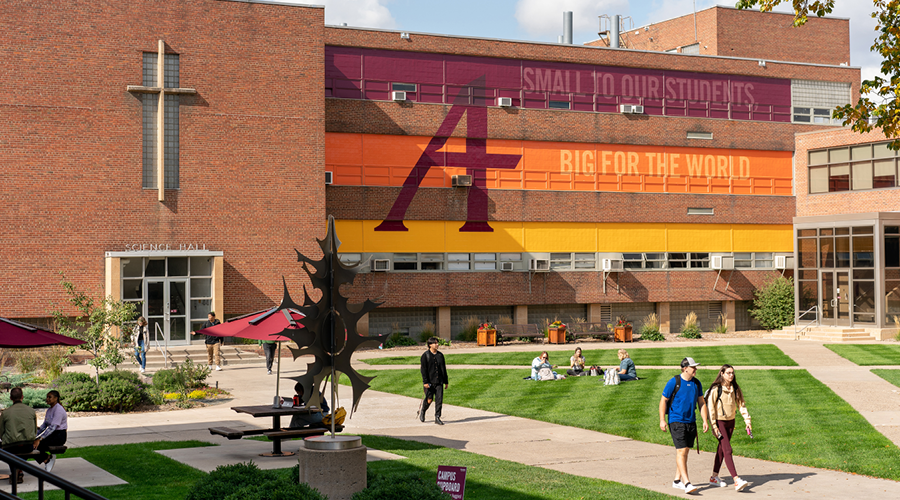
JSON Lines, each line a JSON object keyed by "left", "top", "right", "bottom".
{"left": 549, "top": 327, "right": 567, "bottom": 344}
{"left": 477, "top": 328, "right": 497, "bottom": 346}
{"left": 614, "top": 326, "right": 633, "bottom": 342}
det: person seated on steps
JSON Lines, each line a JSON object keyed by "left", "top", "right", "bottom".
{"left": 0, "top": 387, "right": 37, "bottom": 484}
{"left": 286, "top": 382, "right": 329, "bottom": 429}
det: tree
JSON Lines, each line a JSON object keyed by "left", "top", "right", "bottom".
{"left": 749, "top": 275, "right": 795, "bottom": 330}
{"left": 737, "top": 1, "right": 900, "bottom": 147}
{"left": 50, "top": 274, "right": 138, "bottom": 384}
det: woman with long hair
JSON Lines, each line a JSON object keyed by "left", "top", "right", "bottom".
{"left": 616, "top": 349, "right": 638, "bottom": 381}
{"left": 706, "top": 364, "right": 752, "bottom": 492}
{"left": 567, "top": 347, "right": 586, "bottom": 376}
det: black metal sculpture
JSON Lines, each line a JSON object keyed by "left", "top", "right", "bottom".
{"left": 275, "top": 215, "right": 387, "bottom": 434}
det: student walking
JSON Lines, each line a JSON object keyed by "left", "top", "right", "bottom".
{"left": 659, "top": 357, "right": 710, "bottom": 495}
{"left": 418, "top": 337, "right": 449, "bottom": 425}
{"left": 706, "top": 364, "right": 752, "bottom": 492}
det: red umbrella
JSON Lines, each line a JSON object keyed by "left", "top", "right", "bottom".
{"left": 197, "top": 307, "right": 306, "bottom": 405}
{"left": 0, "top": 317, "right": 86, "bottom": 348}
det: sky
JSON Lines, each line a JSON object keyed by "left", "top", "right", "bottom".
{"left": 283, "top": 0, "right": 881, "bottom": 91}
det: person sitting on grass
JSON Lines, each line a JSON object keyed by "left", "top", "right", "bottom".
{"left": 287, "top": 382, "right": 329, "bottom": 429}
{"left": 531, "top": 351, "right": 565, "bottom": 380}
{"left": 566, "top": 347, "right": 587, "bottom": 376}
{"left": 617, "top": 349, "right": 638, "bottom": 381}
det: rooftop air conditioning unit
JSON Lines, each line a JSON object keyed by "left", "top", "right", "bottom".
{"left": 500, "top": 261, "right": 515, "bottom": 271}
{"left": 392, "top": 90, "right": 407, "bottom": 101}
{"left": 324, "top": 171, "right": 333, "bottom": 185}
{"left": 619, "top": 104, "right": 644, "bottom": 114}
{"left": 529, "top": 259, "right": 550, "bottom": 271}
{"left": 497, "top": 97, "right": 513, "bottom": 107}
{"left": 371, "top": 259, "right": 390, "bottom": 271}
{"left": 451, "top": 174, "right": 473, "bottom": 187}
{"left": 601, "top": 259, "right": 624, "bottom": 272}
{"left": 711, "top": 256, "right": 734, "bottom": 270}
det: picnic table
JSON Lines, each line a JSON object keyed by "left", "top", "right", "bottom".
{"left": 212, "top": 404, "right": 324, "bottom": 457}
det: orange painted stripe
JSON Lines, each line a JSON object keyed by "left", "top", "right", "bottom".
{"left": 326, "top": 133, "right": 793, "bottom": 195}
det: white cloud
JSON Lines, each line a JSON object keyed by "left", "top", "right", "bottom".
{"left": 515, "top": 0, "right": 630, "bottom": 39}
{"left": 279, "top": 0, "right": 397, "bottom": 29}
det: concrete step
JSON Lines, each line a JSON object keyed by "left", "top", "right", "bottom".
{"left": 138, "top": 344, "right": 267, "bottom": 369}
{"left": 767, "top": 326, "right": 877, "bottom": 342}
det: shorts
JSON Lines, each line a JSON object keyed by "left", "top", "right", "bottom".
{"left": 669, "top": 421, "right": 697, "bottom": 449}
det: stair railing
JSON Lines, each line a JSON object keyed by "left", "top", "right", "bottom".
{"left": 0, "top": 449, "right": 108, "bottom": 499}
{"left": 794, "top": 305, "right": 819, "bottom": 340}
{"left": 154, "top": 322, "right": 169, "bottom": 369}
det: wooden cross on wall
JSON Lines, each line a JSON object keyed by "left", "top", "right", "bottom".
{"left": 126, "top": 40, "right": 196, "bottom": 202}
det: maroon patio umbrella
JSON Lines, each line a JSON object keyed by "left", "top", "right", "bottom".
{"left": 0, "top": 317, "right": 86, "bottom": 348}
{"left": 197, "top": 307, "right": 307, "bottom": 405}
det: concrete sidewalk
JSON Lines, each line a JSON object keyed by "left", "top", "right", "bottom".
{"left": 55, "top": 338, "right": 900, "bottom": 498}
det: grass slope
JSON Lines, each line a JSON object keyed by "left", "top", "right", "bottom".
{"left": 363, "top": 345, "right": 797, "bottom": 367}
{"left": 824, "top": 344, "right": 900, "bottom": 365}
{"left": 353, "top": 368, "right": 900, "bottom": 480}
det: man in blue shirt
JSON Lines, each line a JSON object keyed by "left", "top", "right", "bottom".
{"left": 659, "top": 357, "right": 710, "bottom": 494}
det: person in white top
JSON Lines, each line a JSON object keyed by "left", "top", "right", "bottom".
{"left": 706, "top": 364, "right": 752, "bottom": 492}
{"left": 34, "top": 390, "right": 68, "bottom": 472}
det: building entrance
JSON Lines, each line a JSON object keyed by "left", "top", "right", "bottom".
{"left": 147, "top": 279, "right": 188, "bottom": 345}
{"left": 821, "top": 270, "right": 850, "bottom": 326}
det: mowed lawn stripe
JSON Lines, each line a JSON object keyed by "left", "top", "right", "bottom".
{"left": 872, "top": 369, "right": 900, "bottom": 388}
{"left": 825, "top": 344, "right": 900, "bottom": 365}
{"left": 362, "top": 344, "right": 797, "bottom": 367}
{"left": 354, "top": 368, "right": 900, "bottom": 481}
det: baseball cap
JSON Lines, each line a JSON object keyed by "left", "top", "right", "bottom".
{"left": 681, "top": 357, "right": 700, "bottom": 368}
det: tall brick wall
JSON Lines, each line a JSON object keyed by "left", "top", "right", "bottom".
{"left": 598, "top": 8, "right": 718, "bottom": 56}
{"left": 1, "top": 0, "right": 325, "bottom": 317}
{"left": 795, "top": 128, "right": 900, "bottom": 217}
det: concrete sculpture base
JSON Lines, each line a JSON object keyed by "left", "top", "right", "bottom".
{"left": 298, "top": 436, "right": 366, "bottom": 500}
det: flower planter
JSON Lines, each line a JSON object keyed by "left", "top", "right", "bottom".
{"left": 614, "top": 326, "right": 633, "bottom": 342}
{"left": 477, "top": 328, "right": 497, "bottom": 346}
{"left": 549, "top": 327, "right": 567, "bottom": 344}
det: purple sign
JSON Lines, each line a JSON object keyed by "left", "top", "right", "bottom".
{"left": 325, "top": 47, "right": 792, "bottom": 122}
{"left": 436, "top": 466, "right": 466, "bottom": 500}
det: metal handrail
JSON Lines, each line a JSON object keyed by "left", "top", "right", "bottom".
{"left": 153, "top": 322, "right": 169, "bottom": 369}
{"left": 0, "top": 449, "right": 108, "bottom": 500}
{"left": 794, "top": 305, "right": 819, "bottom": 340}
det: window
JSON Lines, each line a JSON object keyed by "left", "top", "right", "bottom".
{"left": 754, "top": 253, "right": 774, "bottom": 268}
{"left": 792, "top": 80, "right": 850, "bottom": 125}
{"left": 623, "top": 253, "right": 643, "bottom": 269}
{"left": 339, "top": 253, "right": 362, "bottom": 265}
{"left": 141, "top": 53, "right": 181, "bottom": 189}
{"left": 808, "top": 142, "right": 898, "bottom": 194}
{"left": 681, "top": 43, "right": 700, "bottom": 55}
{"left": 392, "top": 83, "right": 417, "bottom": 92}
{"left": 549, "top": 100, "right": 571, "bottom": 110}
{"left": 687, "top": 207, "right": 714, "bottom": 215}
{"left": 550, "top": 253, "right": 572, "bottom": 270}
{"left": 668, "top": 253, "right": 687, "bottom": 268}
{"left": 448, "top": 253, "right": 470, "bottom": 270}
{"left": 574, "top": 253, "right": 596, "bottom": 269}
{"left": 734, "top": 252, "right": 752, "bottom": 268}
{"left": 645, "top": 253, "right": 666, "bottom": 269}
{"left": 420, "top": 253, "right": 443, "bottom": 271}
{"left": 499, "top": 253, "right": 522, "bottom": 262}
{"left": 393, "top": 253, "right": 417, "bottom": 271}
{"left": 689, "top": 253, "right": 710, "bottom": 268}
{"left": 473, "top": 253, "right": 496, "bottom": 270}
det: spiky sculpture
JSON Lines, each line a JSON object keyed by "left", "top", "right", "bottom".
{"left": 278, "top": 215, "right": 387, "bottom": 421}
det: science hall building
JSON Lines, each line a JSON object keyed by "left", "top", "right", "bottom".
{"left": 3, "top": 0, "right": 874, "bottom": 342}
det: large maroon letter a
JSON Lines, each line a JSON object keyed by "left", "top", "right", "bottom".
{"left": 375, "top": 78, "right": 521, "bottom": 232}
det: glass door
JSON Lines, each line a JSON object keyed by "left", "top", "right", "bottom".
{"left": 145, "top": 279, "right": 189, "bottom": 345}
{"left": 821, "top": 270, "right": 851, "bottom": 326}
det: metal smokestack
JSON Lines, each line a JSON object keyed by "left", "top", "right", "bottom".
{"left": 611, "top": 14, "right": 620, "bottom": 48}
{"left": 563, "top": 11, "right": 573, "bottom": 44}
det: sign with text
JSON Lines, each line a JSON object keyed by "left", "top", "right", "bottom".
{"left": 436, "top": 466, "right": 467, "bottom": 500}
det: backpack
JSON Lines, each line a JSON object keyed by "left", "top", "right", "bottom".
{"left": 604, "top": 368, "right": 620, "bottom": 385}
{"left": 704, "top": 385, "right": 724, "bottom": 409}
{"left": 666, "top": 375, "right": 702, "bottom": 453}
{"left": 538, "top": 367, "right": 555, "bottom": 381}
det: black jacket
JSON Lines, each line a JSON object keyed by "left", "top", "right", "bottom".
{"left": 420, "top": 350, "right": 448, "bottom": 385}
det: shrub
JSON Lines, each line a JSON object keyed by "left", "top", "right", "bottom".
{"left": 894, "top": 315, "right": 900, "bottom": 342}
{"left": 186, "top": 462, "right": 324, "bottom": 500}
{"left": 713, "top": 312, "right": 729, "bottom": 334}
{"left": 384, "top": 332, "right": 418, "bottom": 349}
{"left": 96, "top": 376, "right": 144, "bottom": 412}
{"left": 55, "top": 379, "right": 100, "bottom": 412}
{"left": 353, "top": 471, "right": 451, "bottom": 500}
{"left": 417, "top": 321, "right": 436, "bottom": 343}
{"left": 40, "top": 346, "right": 71, "bottom": 381}
{"left": 639, "top": 313, "right": 665, "bottom": 341}
{"left": 153, "top": 359, "right": 211, "bottom": 393}
{"left": 0, "top": 388, "right": 50, "bottom": 409}
{"left": 12, "top": 349, "right": 41, "bottom": 374}
{"left": 152, "top": 368, "right": 180, "bottom": 392}
{"left": 1, "top": 372, "right": 35, "bottom": 387}
{"left": 749, "top": 275, "right": 795, "bottom": 330}
{"left": 457, "top": 316, "right": 480, "bottom": 342}
{"left": 679, "top": 311, "right": 702, "bottom": 339}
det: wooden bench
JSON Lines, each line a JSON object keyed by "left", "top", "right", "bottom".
{"left": 13, "top": 445, "right": 67, "bottom": 461}
{"left": 569, "top": 323, "right": 613, "bottom": 341}
{"left": 497, "top": 324, "right": 544, "bottom": 343}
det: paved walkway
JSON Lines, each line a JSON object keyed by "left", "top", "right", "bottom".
{"left": 6, "top": 338, "right": 899, "bottom": 498}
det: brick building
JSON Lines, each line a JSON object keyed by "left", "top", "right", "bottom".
{"left": 1, "top": 0, "right": 861, "bottom": 342}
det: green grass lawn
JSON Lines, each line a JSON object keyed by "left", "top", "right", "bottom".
{"left": 21, "top": 438, "right": 677, "bottom": 500}
{"left": 824, "top": 344, "right": 900, "bottom": 365}
{"left": 21, "top": 440, "right": 214, "bottom": 500}
{"left": 351, "top": 368, "right": 900, "bottom": 481}
{"left": 872, "top": 369, "right": 900, "bottom": 388}
{"left": 363, "top": 344, "right": 797, "bottom": 367}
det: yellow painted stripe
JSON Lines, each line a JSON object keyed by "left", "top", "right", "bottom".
{"left": 335, "top": 220, "right": 793, "bottom": 253}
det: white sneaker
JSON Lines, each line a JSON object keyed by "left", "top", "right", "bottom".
{"left": 735, "top": 478, "right": 750, "bottom": 492}
{"left": 709, "top": 476, "right": 726, "bottom": 487}
{"left": 672, "top": 480, "right": 685, "bottom": 490}
{"left": 139, "top": 368, "right": 145, "bottom": 373}
{"left": 267, "top": 370, "right": 272, "bottom": 375}
{"left": 683, "top": 483, "right": 699, "bottom": 494}
{"left": 215, "top": 365, "right": 222, "bottom": 371}
{"left": 45, "top": 455, "right": 56, "bottom": 472}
